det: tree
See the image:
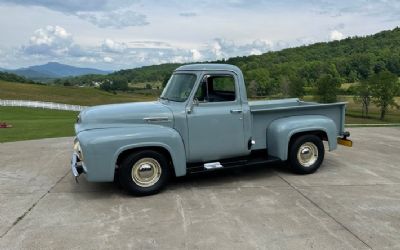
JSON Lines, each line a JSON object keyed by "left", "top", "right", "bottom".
{"left": 245, "top": 69, "right": 276, "bottom": 96}
{"left": 316, "top": 65, "right": 341, "bottom": 103}
{"left": 316, "top": 74, "right": 341, "bottom": 103}
{"left": 288, "top": 76, "right": 305, "bottom": 98}
{"left": 247, "top": 80, "right": 258, "bottom": 98}
{"left": 279, "top": 75, "right": 290, "bottom": 97}
{"left": 353, "top": 80, "right": 372, "bottom": 117}
{"left": 369, "top": 71, "right": 400, "bottom": 120}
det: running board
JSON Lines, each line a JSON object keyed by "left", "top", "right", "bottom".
{"left": 187, "top": 155, "right": 281, "bottom": 174}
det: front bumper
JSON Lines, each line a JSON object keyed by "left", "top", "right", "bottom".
{"left": 71, "top": 153, "right": 85, "bottom": 178}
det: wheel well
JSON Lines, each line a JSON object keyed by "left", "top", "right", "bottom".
{"left": 289, "top": 130, "right": 328, "bottom": 146}
{"left": 116, "top": 146, "right": 175, "bottom": 176}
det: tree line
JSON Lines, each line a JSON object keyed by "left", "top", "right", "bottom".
{"left": 0, "top": 71, "right": 35, "bottom": 84}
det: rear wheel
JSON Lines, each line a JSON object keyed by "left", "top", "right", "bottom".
{"left": 119, "top": 150, "right": 171, "bottom": 196}
{"left": 289, "top": 134, "right": 325, "bottom": 174}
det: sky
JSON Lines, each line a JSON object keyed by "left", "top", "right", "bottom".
{"left": 0, "top": 0, "right": 399, "bottom": 70}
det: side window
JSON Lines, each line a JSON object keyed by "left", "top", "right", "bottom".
{"left": 195, "top": 75, "right": 236, "bottom": 102}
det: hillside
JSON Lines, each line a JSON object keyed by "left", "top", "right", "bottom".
{"left": 0, "top": 71, "right": 35, "bottom": 84}
{"left": 0, "top": 80, "right": 154, "bottom": 106}
{"left": 57, "top": 27, "right": 400, "bottom": 96}
{"left": 7, "top": 62, "right": 110, "bottom": 82}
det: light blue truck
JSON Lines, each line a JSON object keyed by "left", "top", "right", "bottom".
{"left": 71, "top": 64, "right": 352, "bottom": 195}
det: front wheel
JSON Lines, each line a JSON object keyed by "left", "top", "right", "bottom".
{"left": 289, "top": 134, "right": 325, "bottom": 174}
{"left": 119, "top": 150, "right": 171, "bottom": 196}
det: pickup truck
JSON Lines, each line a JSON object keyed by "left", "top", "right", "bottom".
{"left": 71, "top": 64, "right": 352, "bottom": 195}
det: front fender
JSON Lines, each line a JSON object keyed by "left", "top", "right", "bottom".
{"left": 267, "top": 115, "right": 338, "bottom": 161}
{"left": 77, "top": 124, "right": 186, "bottom": 182}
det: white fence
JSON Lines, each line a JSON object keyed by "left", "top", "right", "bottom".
{"left": 0, "top": 99, "right": 87, "bottom": 111}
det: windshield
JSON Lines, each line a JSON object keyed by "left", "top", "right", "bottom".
{"left": 160, "top": 73, "right": 197, "bottom": 102}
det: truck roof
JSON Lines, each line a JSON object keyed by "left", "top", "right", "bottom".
{"left": 176, "top": 64, "right": 241, "bottom": 74}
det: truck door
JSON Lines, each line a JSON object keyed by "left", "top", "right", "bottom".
{"left": 186, "top": 73, "right": 246, "bottom": 162}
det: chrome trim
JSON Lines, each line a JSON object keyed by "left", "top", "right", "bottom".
{"left": 71, "top": 153, "right": 79, "bottom": 177}
{"left": 143, "top": 117, "right": 170, "bottom": 123}
{"left": 230, "top": 109, "right": 243, "bottom": 114}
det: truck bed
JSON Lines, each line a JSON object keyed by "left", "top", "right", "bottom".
{"left": 249, "top": 98, "right": 347, "bottom": 150}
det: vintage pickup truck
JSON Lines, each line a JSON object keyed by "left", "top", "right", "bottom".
{"left": 71, "top": 64, "right": 352, "bottom": 195}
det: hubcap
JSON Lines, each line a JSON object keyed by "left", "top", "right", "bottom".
{"left": 131, "top": 158, "right": 162, "bottom": 187}
{"left": 297, "top": 142, "right": 318, "bottom": 167}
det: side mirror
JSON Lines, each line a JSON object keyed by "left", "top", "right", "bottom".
{"left": 202, "top": 74, "right": 210, "bottom": 83}
{"left": 193, "top": 97, "right": 199, "bottom": 106}
{"left": 187, "top": 98, "right": 199, "bottom": 114}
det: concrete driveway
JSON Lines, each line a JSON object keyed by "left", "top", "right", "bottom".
{"left": 0, "top": 127, "right": 399, "bottom": 249}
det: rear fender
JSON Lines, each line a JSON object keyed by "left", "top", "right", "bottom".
{"left": 267, "top": 115, "right": 337, "bottom": 161}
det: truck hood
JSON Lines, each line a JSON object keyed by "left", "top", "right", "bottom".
{"left": 75, "top": 101, "right": 173, "bottom": 133}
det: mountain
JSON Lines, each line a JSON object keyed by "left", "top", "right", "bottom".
{"left": 9, "top": 62, "right": 111, "bottom": 82}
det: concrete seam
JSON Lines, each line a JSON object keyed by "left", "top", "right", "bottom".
{"left": 276, "top": 173, "right": 373, "bottom": 250}
{"left": 0, "top": 170, "right": 70, "bottom": 239}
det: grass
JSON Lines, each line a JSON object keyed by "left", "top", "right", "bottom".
{"left": 0, "top": 80, "right": 156, "bottom": 106}
{"left": 339, "top": 96, "right": 400, "bottom": 125}
{"left": 0, "top": 107, "right": 78, "bottom": 143}
{"left": 302, "top": 95, "right": 400, "bottom": 125}
{"left": 129, "top": 81, "right": 163, "bottom": 90}
{"left": 0, "top": 81, "right": 158, "bottom": 142}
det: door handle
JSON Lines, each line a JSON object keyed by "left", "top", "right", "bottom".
{"left": 230, "top": 109, "right": 242, "bottom": 114}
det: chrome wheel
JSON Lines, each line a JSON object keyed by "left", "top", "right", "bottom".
{"left": 296, "top": 142, "right": 318, "bottom": 167}
{"left": 131, "top": 158, "right": 162, "bottom": 187}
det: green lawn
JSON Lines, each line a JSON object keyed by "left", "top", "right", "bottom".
{"left": 0, "top": 107, "right": 77, "bottom": 143}
{"left": 0, "top": 80, "right": 156, "bottom": 106}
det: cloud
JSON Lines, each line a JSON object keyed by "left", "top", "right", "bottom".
{"left": 314, "top": 0, "right": 400, "bottom": 21}
{"left": 190, "top": 49, "right": 202, "bottom": 61}
{"left": 103, "top": 56, "right": 114, "bottom": 62}
{"left": 0, "top": 0, "right": 148, "bottom": 29}
{"left": 330, "top": 30, "right": 344, "bottom": 41}
{"left": 128, "top": 41, "right": 172, "bottom": 49}
{"left": 0, "top": 0, "right": 135, "bottom": 13}
{"left": 101, "top": 39, "right": 127, "bottom": 53}
{"left": 22, "top": 25, "right": 94, "bottom": 60}
{"left": 179, "top": 12, "right": 197, "bottom": 17}
{"left": 76, "top": 10, "right": 149, "bottom": 29}
{"left": 209, "top": 38, "right": 273, "bottom": 59}
{"left": 78, "top": 56, "right": 97, "bottom": 63}
{"left": 23, "top": 25, "right": 73, "bottom": 56}
{"left": 17, "top": 26, "right": 275, "bottom": 70}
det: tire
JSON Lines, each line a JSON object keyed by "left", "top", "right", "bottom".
{"left": 289, "top": 134, "right": 325, "bottom": 174}
{"left": 119, "top": 150, "right": 171, "bottom": 196}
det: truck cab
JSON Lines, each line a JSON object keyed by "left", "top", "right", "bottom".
{"left": 161, "top": 64, "right": 251, "bottom": 163}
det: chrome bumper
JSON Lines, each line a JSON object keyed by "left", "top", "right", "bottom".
{"left": 71, "top": 152, "right": 84, "bottom": 179}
